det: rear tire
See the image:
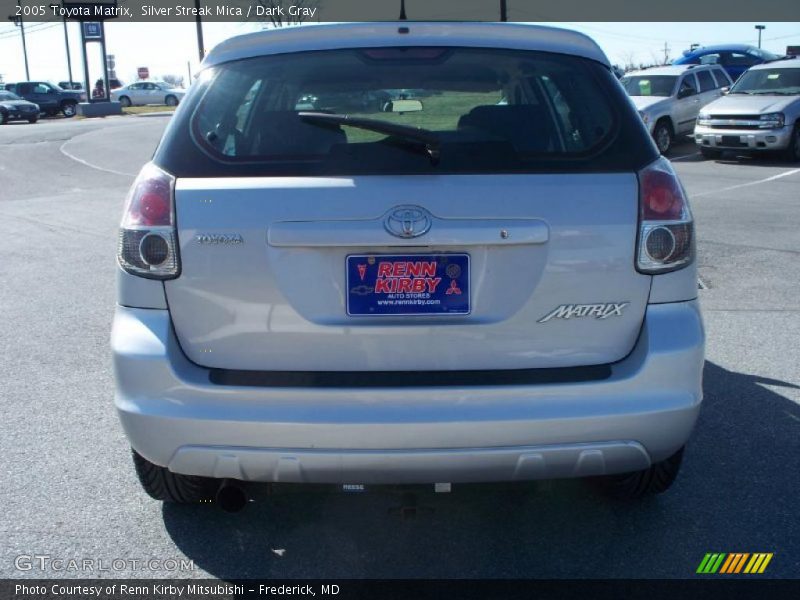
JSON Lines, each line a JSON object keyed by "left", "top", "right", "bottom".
{"left": 700, "top": 146, "right": 722, "bottom": 160}
{"left": 653, "top": 120, "right": 672, "bottom": 154}
{"left": 61, "top": 101, "right": 77, "bottom": 118}
{"left": 132, "top": 448, "right": 218, "bottom": 503}
{"left": 786, "top": 124, "right": 800, "bottom": 163}
{"left": 593, "top": 447, "right": 685, "bottom": 500}
{"left": 118, "top": 96, "right": 131, "bottom": 108}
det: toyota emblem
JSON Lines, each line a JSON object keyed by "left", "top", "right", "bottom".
{"left": 384, "top": 205, "right": 432, "bottom": 239}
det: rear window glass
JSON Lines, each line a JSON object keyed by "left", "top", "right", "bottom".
{"left": 188, "top": 47, "right": 621, "bottom": 174}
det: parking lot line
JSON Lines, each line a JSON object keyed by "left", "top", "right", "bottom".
{"left": 692, "top": 168, "right": 800, "bottom": 198}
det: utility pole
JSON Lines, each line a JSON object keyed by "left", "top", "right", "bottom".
{"left": 195, "top": 0, "right": 205, "bottom": 61}
{"left": 7, "top": 0, "right": 30, "bottom": 80}
{"left": 755, "top": 25, "right": 765, "bottom": 49}
{"left": 500, "top": 0, "right": 507, "bottom": 21}
{"left": 662, "top": 41, "right": 671, "bottom": 65}
{"left": 63, "top": 18, "right": 74, "bottom": 88}
{"left": 399, "top": 0, "right": 407, "bottom": 20}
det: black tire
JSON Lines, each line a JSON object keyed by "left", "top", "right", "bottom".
{"left": 132, "top": 448, "right": 218, "bottom": 503}
{"left": 653, "top": 120, "right": 672, "bottom": 154}
{"left": 61, "top": 101, "right": 77, "bottom": 118}
{"left": 786, "top": 124, "right": 800, "bottom": 163}
{"left": 118, "top": 96, "right": 131, "bottom": 108}
{"left": 165, "top": 95, "right": 179, "bottom": 107}
{"left": 700, "top": 146, "right": 722, "bottom": 160}
{"left": 0, "top": 111, "right": 6, "bottom": 125}
{"left": 593, "top": 447, "right": 685, "bottom": 500}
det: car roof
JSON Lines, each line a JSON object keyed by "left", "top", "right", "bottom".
{"left": 625, "top": 65, "right": 711, "bottom": 76}
{"left": 202, "top": 22, "right": 610, "bottom": 69}
{"left": 684, "top": 44, "right": 757, "bottom": 55}
{"left": 749, "top": 57, "right": 800, "bottom": 70}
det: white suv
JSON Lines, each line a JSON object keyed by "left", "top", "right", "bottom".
{"left": 622, "top": 64, "right": 733, "bottom": 153}
{"left": 112, "top": 23, "right": 704, "bottom": 508}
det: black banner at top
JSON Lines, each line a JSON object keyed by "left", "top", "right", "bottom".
{"left": 2, "top": 0, "right": 800, "bottom": 22}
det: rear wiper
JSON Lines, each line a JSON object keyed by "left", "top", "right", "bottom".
{"left": 298, "top": 111, "right": 441, "bottom": 165}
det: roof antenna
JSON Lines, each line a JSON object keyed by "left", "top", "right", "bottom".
{"left": 399, "top": 0, "right": 407, "bottom": 20}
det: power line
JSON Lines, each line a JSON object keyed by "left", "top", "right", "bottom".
{"left": 0, "top": 22, "right": 58, "bottom": 40}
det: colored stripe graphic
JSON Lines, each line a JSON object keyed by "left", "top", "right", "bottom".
{"left": 697, "top": 553, "right": 727, "bottom": 574}
{"left": 719, "top": 554, "right": 735, "bottom": 574}
{"left": 699, "top": 553, "right": 774, "bottom": 575}
{"left": 720, "top": 553, "right": 750, "bottom": 574}
{"left": 759, "top": 554, "right": 774, "bottom": 573}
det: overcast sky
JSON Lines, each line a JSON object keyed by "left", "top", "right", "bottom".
{"left": 0, "top": 21, "right": 798, "bottom": 85}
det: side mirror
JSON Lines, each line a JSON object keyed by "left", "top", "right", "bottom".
{"left": 720, "top": 86, "right": 730, "bottom": 95}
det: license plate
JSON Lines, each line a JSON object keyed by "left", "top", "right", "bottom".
{"left": 721, "top": 135, "right": 744, "bottom": 146}
{"left": 346, "top": 254, "right": 470, "bottom": 316}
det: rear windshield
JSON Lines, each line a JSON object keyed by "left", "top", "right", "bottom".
{"left": 156, "top": 47, "right": 655, "bottom": 176}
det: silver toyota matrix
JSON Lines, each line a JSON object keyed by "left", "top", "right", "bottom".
{"left": 112, "top": 23, "right": 704, "bottom": 505}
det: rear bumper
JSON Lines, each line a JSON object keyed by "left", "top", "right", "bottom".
{"left": 112, "top": 301, "right": 704, "bottom": 484}
{"left": 694, "top": 125, "right": 792, "bottom": 151}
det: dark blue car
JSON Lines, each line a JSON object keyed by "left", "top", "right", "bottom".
{"left": 673, "top": 44, "right": 781, "bottom": 81}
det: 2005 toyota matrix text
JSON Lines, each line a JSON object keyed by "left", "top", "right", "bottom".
{"left": 111, "top": 22, "right": 704, "bottom": 506}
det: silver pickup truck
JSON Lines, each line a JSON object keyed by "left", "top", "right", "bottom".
{"left": 695, "top": 57, "right": 800, "bottom": 161}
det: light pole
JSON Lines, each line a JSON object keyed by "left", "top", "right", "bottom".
{"left": 500, "top": 0, "right": 507, "bottom": 21}
{"left": 7, "top": 1, "right": 30, "bottom": 80}
{"left": 195, "top": 0, "right": 205, "bottom": 61}
{"left": 755, "top": 25, "right": 765, "bottom": 49}
{"left": 63, "top": 18, "right": 74, "bottom": 88}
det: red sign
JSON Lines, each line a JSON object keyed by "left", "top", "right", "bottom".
{"left": 137, "top": 67, "right": 149, "bottom": 80}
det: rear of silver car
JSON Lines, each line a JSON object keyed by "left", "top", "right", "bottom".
{"left": 112, "top": 23, "right": 704, "bottom": 502}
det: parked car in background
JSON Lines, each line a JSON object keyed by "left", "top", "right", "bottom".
{"left": 695, "top": 57, "right": 800, "bottom": 160}
{"left": 673, "top": 44, "right": 782, "bottom": 82}
{"left": 622, "top": 64, "right": 732, "bottom": 153}
{"left": 114, "top": 23, "right": 703, "bottom": 507}
{"left": 10, "top": 81, "right": 84, "bottom": 117}
{"left": 111, "top": 81, "right": 185, "bottom": 107}
{"left": 0, "top": 90, "right": 40, "bottom": 124}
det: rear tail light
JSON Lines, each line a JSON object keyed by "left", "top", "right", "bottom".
{"left": 117, "top": 163, "right": 180, "bottom": 279}
{"left": 636, "top": 157, "right": 694, "bottom": 274}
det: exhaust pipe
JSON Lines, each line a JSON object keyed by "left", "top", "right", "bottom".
{"left": 215, "top": 480, "right": 249, "bottom": 513}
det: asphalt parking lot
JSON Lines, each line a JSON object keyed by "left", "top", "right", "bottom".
{"left": 1, "top": 116, "right": 798, "bottom": 579}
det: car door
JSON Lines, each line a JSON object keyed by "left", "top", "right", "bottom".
{"left": 29, "top": 83, "right": 59, "bottom": 111}
{"left": 125, "top": 83, "right": 142, "bottom": 105}
{"left": 142, "top": 82, "right": 160, "bottom": 105}
{"left": 151, "top": 83, "right": 168, "bottom": 104}
{"left": 674, "top": 73, "right": 700, "bottom": 134}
